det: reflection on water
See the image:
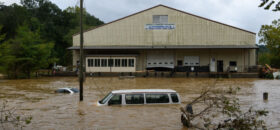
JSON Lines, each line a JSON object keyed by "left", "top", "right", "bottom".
{"left": 0, "top": 77, "right": 279, "bottom": 129}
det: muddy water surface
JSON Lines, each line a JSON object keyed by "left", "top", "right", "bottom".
{"left": 0, "top": 77, "right": 279, "bottom": 129}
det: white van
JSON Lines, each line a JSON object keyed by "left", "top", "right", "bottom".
{"left": 97, "top": 89, "right": 181, "bottom": 106}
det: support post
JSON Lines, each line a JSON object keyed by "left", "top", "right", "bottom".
{"left": 79, "top": 0, "right": 84, "bottom": 101}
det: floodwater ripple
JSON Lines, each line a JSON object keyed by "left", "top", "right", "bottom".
{"left": 0, "top": 77, "right": 279, "bottom": 129}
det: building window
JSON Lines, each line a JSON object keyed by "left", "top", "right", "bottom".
{"left": 87, "top": 59, "right": 90, "bottom": 67}
{"left": 121, "top": 59, "right": 127, "bottom": 67}
{"left": 128, "top": 59, "right": 134, "bottom": 67}
{"left": 101, "top": 59, "right": 107, "bottom": 67}
{"left": 153, "top": 15, "right": 168, "bottom": 24}
{"left": 88, "top": 59, "right": 94, "bottom": 67}
{"left": 108, "top": 59, "right": 113, "bottom": 67}
{"left": 94, "top": 59, "right": 100, "bottom": 67}
{"left": 115, "top": 59, "right": 121, "bottom": 67}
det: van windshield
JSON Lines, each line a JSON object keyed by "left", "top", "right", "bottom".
{"left": 99, "top": 93, "right": 113, "bottom": 104}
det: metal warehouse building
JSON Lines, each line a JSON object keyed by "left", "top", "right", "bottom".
{"left": 69, "top": 5, "right": 257, "bottom": 73}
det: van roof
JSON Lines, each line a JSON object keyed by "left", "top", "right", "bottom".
{"left": 111, "top": 89, "right": 177, "bottom": 94}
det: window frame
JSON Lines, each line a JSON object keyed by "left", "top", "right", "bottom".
{"left": 114, "top": 59, "right": 121, "bottom": 67}
{"left": 125, "top": 94, "right": 145, "bottom": 105}
{"left": 87, "top": 59, "right": 94, "bottom": 67}
{"left": 128, "top": 59, "right": 134, "bottom": 67}
{"left": 153, "top": 15, "right": 168, "bottom": 24}
{"left": 94, "top": 59, "right": 100, "bottom": 67}
{"left": 101, "top": 59, "right": 108, "bottom": 67}
{"left": 87, "top": 59, "right": 91, "bottom": 67}
{"left": 108, "top": 59, "right": 114, "bottom": 67}
{"left": 145, "top": 93, "right": 170, "bottom": 104}
{"left": 121, "top": 59, "right": 127, "bottom": 67}
{"left": 170, "top": 93, "right": 179, "bottom": 103}
{"left": 108, "top": 94, "right": 122, "bottom": 105}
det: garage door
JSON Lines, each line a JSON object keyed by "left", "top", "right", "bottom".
{"left": 146, "top": 52, "right": 174, "bottom": 69}
{"left": 184, "top": 56, "right": 199, "bottom": 66}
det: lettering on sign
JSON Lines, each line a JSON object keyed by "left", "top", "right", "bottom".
{"left": 145, "top": 24, "right": 175, "bottom": 30}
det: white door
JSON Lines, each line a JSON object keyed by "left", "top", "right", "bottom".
{"left": 146, "top": 52, "right": 174, "bottom": 69}
{"left": 184, "top": 56, "right": 199, "bottom": 66}
{"left": 210, "top": 58, "right": 216, "bottom": 72}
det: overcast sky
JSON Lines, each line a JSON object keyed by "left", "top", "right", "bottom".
{"left": 1, "top": 0, "right": 279, "bottom": 42}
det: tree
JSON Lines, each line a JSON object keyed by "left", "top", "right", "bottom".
{"left": 0, "top": 0, "right": 104, "bottom": 66}
{"left": 0, "top": 25, "right": 6, "bottom": 73}
{"left": 0, "top": 4, "right": 29, "bottom": 40}
{"left": 0, "top": 100, "right": 32, "bottom": 129}
{"left": 259, "top": 0, "right": 280, "bottom": 11}
{"left": 0, "top": 25, "right": 56, "bottom": 78}
{"left": 181, "top": 86, "right": 268, "bottom": 129}
{"left": 258, "top": 19, "right": 280, "bottom": 67}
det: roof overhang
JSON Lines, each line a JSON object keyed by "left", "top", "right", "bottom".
{"left": 68, "top": 45, "right": 259, "bottom": 50}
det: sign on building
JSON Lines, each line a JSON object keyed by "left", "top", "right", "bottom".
{"left": 145, "top": 24, "right": 175, "bottom": 30}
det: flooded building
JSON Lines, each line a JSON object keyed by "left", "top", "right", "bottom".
{"left": 69, "top": 5, "right": 257, "bottom": 73}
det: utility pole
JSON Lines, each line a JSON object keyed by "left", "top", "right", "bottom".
{"left": 79, "top": 0, "right": 84, "bottom": 101}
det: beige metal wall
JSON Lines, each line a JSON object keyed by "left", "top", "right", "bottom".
{"left": 134, "top": 49, "right": 256, "bottom": 72}
{"left": 73, "top": 6, "right": 255, "bottom": 47}
{"left": 73, "top": 50, "right": 79, "bottom": 69}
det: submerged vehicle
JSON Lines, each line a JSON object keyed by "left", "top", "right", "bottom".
{"left": 97, "top": 89, "right": 181, "bottom": 106}
{"left": 55, "top": 88, "right": 79, "bottom": 94}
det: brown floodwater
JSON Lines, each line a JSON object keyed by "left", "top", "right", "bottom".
{"left": 0, "top": 77, "right": 279, "bottom": 129}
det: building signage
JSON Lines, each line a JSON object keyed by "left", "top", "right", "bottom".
{"left": 145, "top": 24, "right": 175, "bottom": 30}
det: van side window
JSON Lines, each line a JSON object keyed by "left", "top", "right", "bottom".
{"left": 171, "top": 93, "right": 179, "bottom": 103}
{"left": 125, "top": 94, "right": 144, "bottom": 104}
{"left": 108, "top": 94, "right": 122, "bottom": 105}
{"left": 146, "top": 94, "right": 169, "bottom": 103}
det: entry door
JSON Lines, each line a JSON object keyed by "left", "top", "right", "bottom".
{"left": 177, "top": 60, "right": 183, "bottom": 66}
{"left": 217, "top": 60, "right": 223, "bottom": 72}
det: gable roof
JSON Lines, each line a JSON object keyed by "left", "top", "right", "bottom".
{"left": 73, "top": 4, "right": 255, "bottom": 36}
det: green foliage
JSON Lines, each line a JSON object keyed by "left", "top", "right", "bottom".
{"left": 258, "top": 19, "right": 280, "bottom": 67}
{"left": 0, "top": 25, "right": 56, "bottom": 78}
{"left": 264, "top": 73, "right": 274, "bottom": 79}
{"left": 0, "top": 0, "right": 104, "bottom": 67}
{"left": 259, "top": 0, "right": 280, "bottom": 11}
{"left": 258, "top": 52, "right": 271, "bottom": 65}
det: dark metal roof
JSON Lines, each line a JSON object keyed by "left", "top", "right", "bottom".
{"left": 68, "top": 45, "right": 258, "bottom": 50}
{"left": 73, "top": 5, "right": 255, "bottom": 36}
